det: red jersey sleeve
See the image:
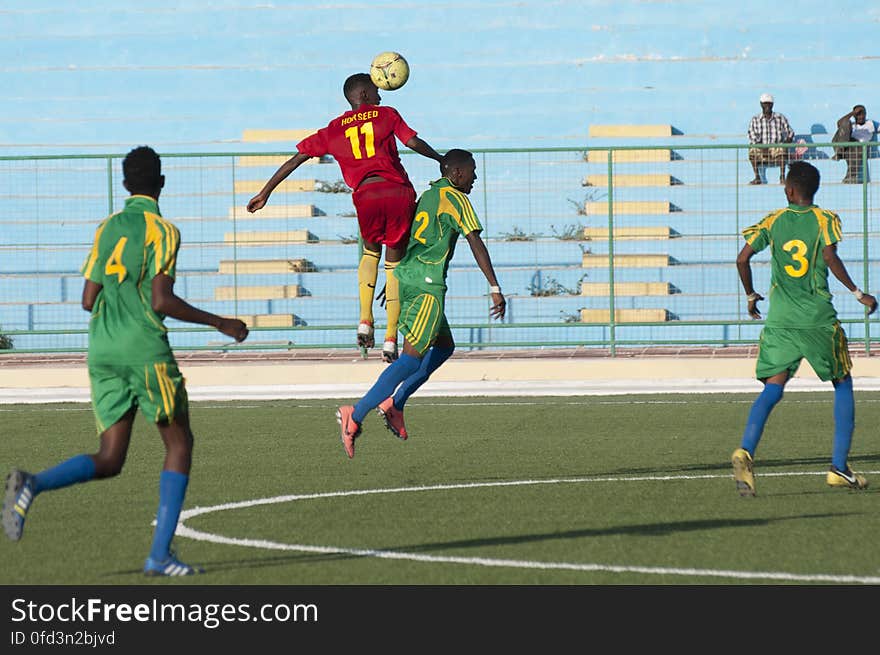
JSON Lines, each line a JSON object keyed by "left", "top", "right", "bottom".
{"left": 295, "top": 105, "right": 417, "bottom": 190}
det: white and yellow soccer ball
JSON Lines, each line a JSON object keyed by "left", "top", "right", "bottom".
{"left": 370, "top": 52, "right": 410, "bottom": 91}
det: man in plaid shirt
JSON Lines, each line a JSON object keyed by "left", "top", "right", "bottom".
{"left": 748, "top": 93, "right": 795, "bottom": 185}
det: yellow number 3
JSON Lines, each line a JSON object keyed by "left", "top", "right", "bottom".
{"left": 104, "top": 237, "right": 128, "bottom": 283}
{"left": 783, "top": 239, "right": 808, "bottom": 278}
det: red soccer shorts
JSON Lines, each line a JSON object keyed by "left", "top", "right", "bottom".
{"left": 352, "top": 179, "right": 416, "bottom": 249}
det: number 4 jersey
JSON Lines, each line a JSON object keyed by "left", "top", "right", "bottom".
{"left": 742, "top": 203, "right": 843, "bottom": 328}
{"left": 296, "top": 103, "right": 418, "bottom": 190}
{"left": 81, "top": 195, "right": 180, "bottom": 365}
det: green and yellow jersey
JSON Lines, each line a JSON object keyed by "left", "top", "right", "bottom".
{"left": 743, "top": 203, "right": 842, "bottom": 328}
{"left": 394, "top": 177, "right": 483, "bottom": 293}
{"left": 80, "top": 195, "right": 180, "bottom": 365}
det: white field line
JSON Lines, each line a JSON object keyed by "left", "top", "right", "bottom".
{"left": 9, "top": 376, "right": 880, "bottom": 403}
{"left": 176, "top": 472, "right": 880, "bottom": 585}
{"left": 8, "top": 396, "right": 880, "bottom": 412}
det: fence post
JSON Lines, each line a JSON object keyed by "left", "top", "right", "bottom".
{"left": 606, "top": 148, "right": 616, "bottom": 356}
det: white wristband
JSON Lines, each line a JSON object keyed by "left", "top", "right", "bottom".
{"left": 746, "top": 292, "right": 760, "bottom": 302}
{"left": 489, "top": 285, "right": 501, "bottom": 294}
{"left": 852, "top": 288, "right": 865, "bottom": 300}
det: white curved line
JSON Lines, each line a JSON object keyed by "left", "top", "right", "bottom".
{"left": 176, "top": 471, "right": 880, "bottom": 584}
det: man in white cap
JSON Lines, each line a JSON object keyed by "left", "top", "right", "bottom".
{"left": 748, "top": 93, "right": 795, "bottom": 184}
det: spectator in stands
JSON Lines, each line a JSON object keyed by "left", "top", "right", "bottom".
{"left": 732, "top": 160, "right": 876, "bottom": 497}
{"left": 335, "top": 149, "right": 505, "bottom": 459}
{"left": 832, "top": 104, "right": 877, "bottom": 183}
{"left": 246, "top": 73, "right": 443, "bottom": 363}
{"left": 748, "top": 93, "right": 795, "bottom": 185}
{"left": 1, "top": 146, "right": 249, "bottom": 576}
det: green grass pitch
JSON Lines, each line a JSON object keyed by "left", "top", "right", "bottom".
{"left": 1, "top": 393, "right": 878, "bottom": 585}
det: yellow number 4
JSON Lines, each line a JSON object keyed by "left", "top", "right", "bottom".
{"left": 104, "top": 236, "right": 128, "bottom": 283}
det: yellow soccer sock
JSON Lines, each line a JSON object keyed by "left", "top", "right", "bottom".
{"left": 383, "top": 261, "right": 400, "bottom": 342}
{"left": 358, "top": 250, "right": 380, "bottom": 324}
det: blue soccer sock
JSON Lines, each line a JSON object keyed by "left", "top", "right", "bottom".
{"left": 352, "top": 353, "right": 422, "bottom": 423}
{"left": 32, "top": 454, "right": 96, "bottom": 495}
{"left": 740, "top": 382, "right": 784, "bottom": 456}
{"left": 831, "top": 376, "right": 855, "bottom": 471}
{"left": 148, "top": 470, "right": 189, "bottom": 562}
{"left": 393, "top": 345, "right": 454, "bottom": 409}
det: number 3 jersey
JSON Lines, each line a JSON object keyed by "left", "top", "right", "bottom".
{"left": 81, "top": 195, "right": 180, "bottom": 365}
{"left": 296, "top": 103, "right": 418, "bottom": 190}
{"left": 742, "top": 203, "right": 842, "bottom": 328}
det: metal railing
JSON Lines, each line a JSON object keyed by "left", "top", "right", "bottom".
{"left": 0, "top": 142, "right": 876, "bottom": 354}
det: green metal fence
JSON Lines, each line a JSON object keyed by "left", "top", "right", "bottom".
{"left": 0, "top": 142, "right": 877, "bottom": 355}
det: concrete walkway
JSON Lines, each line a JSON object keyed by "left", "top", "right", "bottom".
{"left": 4, "top": 348, "right": 880, "bottom": 402}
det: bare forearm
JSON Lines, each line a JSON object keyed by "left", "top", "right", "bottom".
{"left": 155, "top": 294, "right": 222, "bottom": 328}
{"left": 467, "top": 233, "right": 500, "bottom": 287}
{"left": 259, "top": 153, "right": 310, "bottom": 196}
{"left": 737, "top": 261, "right": 757, "bottom": 294}
{"left": 406, "top": 136, "right": 443, "bottom": 162}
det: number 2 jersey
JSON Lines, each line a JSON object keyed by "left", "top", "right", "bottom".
{"left": 80, "top": 195, "right": 180, "bottom": 365}
{"left": 742, "top": 203, "right": 843, "bottom": 328}
{"left": 295, "top": 103, "right": 418, "bottom": 190}
{"left": 394, "top": 178, "right": 483, "bottom": 294}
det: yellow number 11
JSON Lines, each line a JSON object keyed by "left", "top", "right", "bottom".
{"left": 344, "top": 121, "right": 375, "bottom": 159}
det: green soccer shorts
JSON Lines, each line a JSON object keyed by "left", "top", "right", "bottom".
{"left": 398, "top": 284, "right": 451, "bottom": 355}
{"left": 88, "top": 361, "right": 189, "bottom": 433}
{"left": 756, "top": 322, "right": 852, "bottom": 382}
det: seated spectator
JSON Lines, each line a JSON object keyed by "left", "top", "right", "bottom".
{"left": 832, "top": 105, "right": 877, "bottom": 183}
{"left": 748, "top": 93, "right": 795, "bottom": 185}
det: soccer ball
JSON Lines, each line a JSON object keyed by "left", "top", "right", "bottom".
{"left": 370, "top": 52, "right": 410, "bottom": 91}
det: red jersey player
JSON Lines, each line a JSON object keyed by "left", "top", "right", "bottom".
{"left": 247, "top": 73, "right": 443, "bottom": 362}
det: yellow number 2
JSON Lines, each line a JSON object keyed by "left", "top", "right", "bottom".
{"left": 344, "top": 121, "right": 375, "bottom": 160}
{"left": 783, "top": 239, "right": 809, "bottom": 278}
{"left": 412, "top": 211, "right": 430, "bottom": 244}
{"left": 104, "top": 236, "right": 128, "bottom": 283}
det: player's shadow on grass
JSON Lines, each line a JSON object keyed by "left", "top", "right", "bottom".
{"left": 596, "top": 452, "right": 880, "bottom": 478}
{"left": 389, "top": 511, "right": 860, "bottom": 554}
{"left": 105, "top": 551, "right": 362, "bottom": 579}
{"left": 104, "top": 511, "right": 863, "bottom": 579}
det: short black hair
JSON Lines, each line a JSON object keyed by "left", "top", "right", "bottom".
{"left": 343, "top": 73, "right": 374, "bottom": 103}
{"left": 441, "top": 148, "right": 474, "bottom": 173}
{"left": 122, "top": 146, "right": 161, "bottom": 193}
{"left": 786, "top": 160, "right": 820, "bottom": 198}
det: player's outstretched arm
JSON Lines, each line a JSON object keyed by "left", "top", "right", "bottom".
{"left": 465, "top": 230, "right": 505, "bottom": 320}
{"left": 824, "top": 244, "right": 878, "bottom": 315}
{"left": 152, "top": 274, "right": 249, "bottom": 341}
{"left": 247, "top": 152, "right": 313, "bottom": 213}
{"left": 405, "top": 136, "right": 443, "bottom": 164}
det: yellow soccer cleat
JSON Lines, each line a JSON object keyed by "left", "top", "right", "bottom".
{"left": 731, "top": 448, "right": 756, "bottom": 497}
{"left": 826, "top": 466, "right": 868, "bottom": 490}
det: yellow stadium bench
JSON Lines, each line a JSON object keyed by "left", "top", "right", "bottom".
{"left": 586, "top": 149, "right": 672, "bottom": 163}
{"left": 583, "top": 200, "right": 672, "bottom": 215}
{"left": 579, "top": 308, "right": 671, "bottom": 322}
{"left": 234, "top": 179, "right": 316, "bottom": 194}
{"left": 582, "top": 254, "right": 675, "bottom": 267}
{"left": 583, "top": 174, "right": 675, "bottom": 187}
{"left": 218, "top": 259, "right": 316, "bottom": 274}
{"left": 581, "top": 282, "right": 673, "bottom": 296}
{"left": 588, "top": 125, "right": 676, "bottom": 138}
{"left": 224, "top": 230, "right": 317, "bottom": 244}
{"left": 228, "top": 204, "right": 323, "bottom": 219}
{"left": 235, "top": 314, "right": 303, "bottom": 328}
{"left": 241, "top": 129, "right": 317, "bottom": 142}
{"left": 214, "top": 285, "right": 303, "bottom": 300}
{"left": 582, "top": 226, "right": 677, "bottom": 239}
